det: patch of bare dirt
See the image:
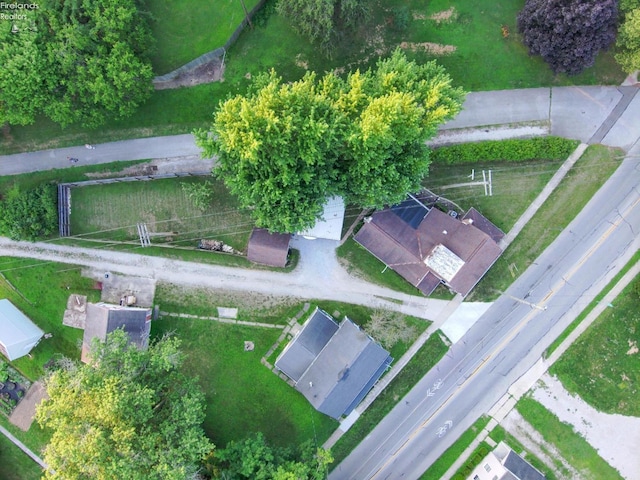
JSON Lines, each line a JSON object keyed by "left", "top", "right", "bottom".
{"left": 429, "top": 7, "right": 457, "bottom": 24}
{"left": 153, "top": 58, "right": 225, "bottom": 90}
{"left": 399, "top": 42, "right": 456, "bottom": 55}
{"left": 412, "top": 12, "right": 426, "bottom": 20}
{"left": 295, "top": 54, "right": 309, "bottom": 70}
{"left": 532, "top": 373, "right": 640, "bottom": 480}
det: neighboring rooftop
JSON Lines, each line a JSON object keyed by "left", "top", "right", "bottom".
{"left": 81, "top": 302, "right": 152, "bottom": 363}
{"left": 247, "top": 228, "right": 291, "bottom": 268}
{"left": 354, "top": 194, "right": 504, "bottom": 297}
{"left": 0, "top": 299, "right": 44, "bottom": 361}
{"left": 468, "top": 442, "right": 547, "bottom": 480}
{"left": 275, "top": 307, "right": 392, "bottom": 419}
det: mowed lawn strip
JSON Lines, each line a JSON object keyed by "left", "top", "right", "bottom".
{"left": 516, "top": 396, "right": 624, "bottom": 479}
{"left": 69, "top": 177, "right": 253, "bottom": 250}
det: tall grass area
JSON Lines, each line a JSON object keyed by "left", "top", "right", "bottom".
{"left": 69, "top": 177, "right": 253, "bottom": 251}
{"left": 516, "top": 396, "right": 624, "bottom": 479}
{"left": 550, "top": 272, "right": 640, "bottom": 417}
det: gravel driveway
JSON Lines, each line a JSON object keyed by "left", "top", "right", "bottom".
{"left": 0, "top": 237, "right": 451, "bottom": 320}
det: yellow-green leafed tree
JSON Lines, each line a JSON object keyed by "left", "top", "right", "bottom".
{"left": 36, "top": 330, "right": 213, "bottom": 480}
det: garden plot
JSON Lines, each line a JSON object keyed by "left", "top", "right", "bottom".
{"left": 70, "top": 177, "right": 253, "bottom": 251}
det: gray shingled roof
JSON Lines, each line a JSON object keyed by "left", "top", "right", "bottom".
{"left": 275, "top": 308, "right": 392, "bottom": 419}
{"left": 503, "top": 450, "right": 547, "bottom": 480}
{"left": 82, "top": 303, "right": 151, "bottom": 362}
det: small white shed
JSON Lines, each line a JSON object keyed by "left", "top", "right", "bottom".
{"left": 298, "top": 196, "right": 345, "bottom": 241}
{"left": 0, "top": 299, "right": 44, "bottom": 361}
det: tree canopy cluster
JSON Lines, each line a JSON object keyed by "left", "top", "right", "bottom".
{"left": 36, "top": 330, "right": 213, "bottom": 480}
{"left": 276, "top": 0, "right": 369, "bottom": 54}
{"left": 208, "top": 432, "right": 332, "bottom": 480}
{"left": 0, "top": 0, "right": 154, "bottom": 128}
{"left": 616, "top": 0, "right": 640, "bottom": 73}
{"left": 0, "top": 183, "right": 58, "bottom": 241}
{"left": 196, "top": 51, "right": 465, "bottom": 233}
{"left": 517, "top": 0, "right": 618, "bottom": 75}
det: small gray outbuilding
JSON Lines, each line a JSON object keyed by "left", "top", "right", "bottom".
{"left": 0, "top": 299, "right": 44, "bottom": 361}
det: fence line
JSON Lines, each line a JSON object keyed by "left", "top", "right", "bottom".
{"left": 57, "top": 172, "right": 211, "bottom": 237}
{"left": 152, "top": 0, "right": 268, "bottom": 88}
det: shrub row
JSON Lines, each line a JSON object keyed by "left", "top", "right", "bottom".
{"left": 430, "top": 137, "right": 580, "bottom": 165}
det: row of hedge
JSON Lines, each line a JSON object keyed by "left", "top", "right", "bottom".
{"left": 430, "top": 137, "right": 580, "bottom": 165}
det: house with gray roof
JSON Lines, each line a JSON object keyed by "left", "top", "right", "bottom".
{"left": 81, "top": 302, "right": 152, "bottom": 363}
{"left": 354, "top": 193, "right": 504, "bottom": 297}
{"left": 468, "top": 442, "right": 547, "bottom": 480}
{"left": 0, "top": 299, "right": 44, "bottom": 361}
{"left": 275, "top": 308, "right": 392, "bottom": 419}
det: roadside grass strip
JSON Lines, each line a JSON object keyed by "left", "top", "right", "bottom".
{"left": 417, "top": 416, "right": 491, "bottom": 479}
{"left": 516, "top": 397, "right": 624, "bottom": 479}
{"left": 330, "top": 333, "right": 449, "bottom": 466}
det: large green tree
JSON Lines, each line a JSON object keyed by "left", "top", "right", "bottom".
{"left": 0, "top": 0, "right": 154, "bottom": 128}
{"left": 0, "top": 184, "right": 58, "bottom": 241}
{"left": 196, "top": 51, "right": 465, "bottom": 233}
{"left": 616, "top": 0, "right": 640, "bottom": 73}
{"left": 210, "top": 432, "right": 332, "bottom": 480}
{"left": 36, "top": 330, "right": 213, "bottom": 480}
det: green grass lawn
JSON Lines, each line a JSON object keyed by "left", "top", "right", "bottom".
{"left": 146, "top": 0, "right": 263, "bottom": 75}
{"left": 550, "top": 272, "right": 640, "bottom": 417}
{"left": 151, "top": 316, "right": 337, "bottom": 449}
{"left": 0, "top": 258, "right": 101, "bottom": 380}
{"left": 516, "top": 396, "right": 624, "bottom": 479}
{"left": 69, "top": 177, "right": 253, "bottom": 251}
{"left": 0, "top": 432, "right": 44, "bottom": 480}
{"left": 0, "top": 0, "right": 625, "bottom": 155}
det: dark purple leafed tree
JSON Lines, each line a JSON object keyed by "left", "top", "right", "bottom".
{"left": 517, "top": 0, "right": 619, "bottom": 75}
